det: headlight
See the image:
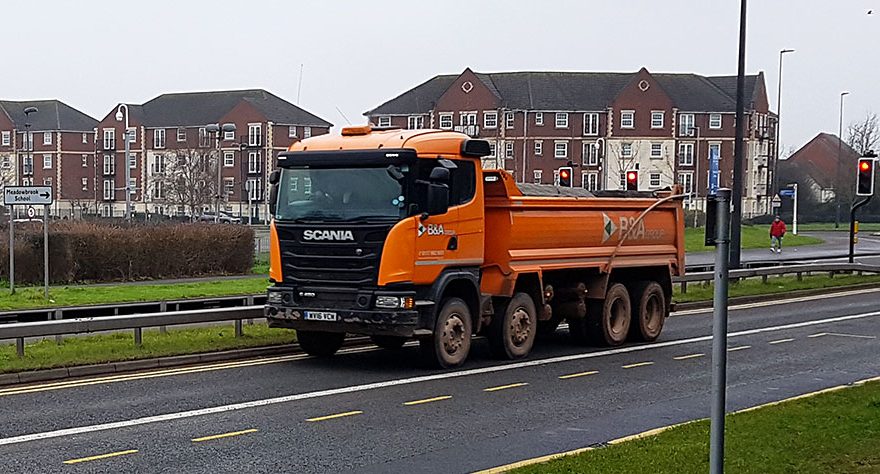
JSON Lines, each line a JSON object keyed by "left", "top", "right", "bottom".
{"left": 375, "top": 296, "right": 401, "bottom": 309}
{"left": 267, "top": 291, "right": 284, "bottom": 304}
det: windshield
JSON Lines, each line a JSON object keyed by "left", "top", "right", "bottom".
{"left": 275, "top": 167, "right": 406, "bottom": 222}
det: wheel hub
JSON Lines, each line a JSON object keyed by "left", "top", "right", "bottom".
{"left": 442, "top": 313, "right": 466, "bottom": 354}
{"left": 508, "top": 307, "right": 532, "bottom": 346}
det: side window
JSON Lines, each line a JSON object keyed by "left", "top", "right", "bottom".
{"left": 450, "top": 160, "right": 476, "bottom": 206}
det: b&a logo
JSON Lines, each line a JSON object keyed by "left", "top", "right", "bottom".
{"left": 602, "top": 213, "right": 617, "bottom": 243}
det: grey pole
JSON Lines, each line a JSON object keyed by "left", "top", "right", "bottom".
{"left": 8, "top": 206, "right": 13, "bottom": 294}
{"left": 710, "top": 187, "right": 732, "bottom": 474}
{"left": 729, "top": 0, "right": 748, "bottom": 269}
{"left": 835, "top": 92, "right": 850, "bottom": 229}
{"left": 43, "top": 204, "right": 49, "bottom": 299}
{"left": 124, "top": 125, "right": 131, "bottom": 221}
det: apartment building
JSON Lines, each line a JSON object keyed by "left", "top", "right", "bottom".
{"left": 0, "top": 100, "right": 97, "bottom": 216}
{"left": 366, "top": 68, "right": 777, "bottom": 217}
{"left": 93, "top": 89, "right": 332, "bottom": 220}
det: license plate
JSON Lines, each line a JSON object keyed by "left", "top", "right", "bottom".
{"left": 304, "top": 311, "right": 338, "bottom": 322}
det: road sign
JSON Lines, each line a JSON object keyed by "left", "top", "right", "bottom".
{"left": 4, "top": 186, "right": 53, "bottom": 205}
{"left": 778, "top": 189, "right": 795, "bottom": 198}
{"left": 26, "top": 207, "right": 36, "bottom": 218}
{"left": 771, "top": 195, "right": 781, "bottom": 208}
{"left": 708, "top": 147, "right": 720, "bottom": 195}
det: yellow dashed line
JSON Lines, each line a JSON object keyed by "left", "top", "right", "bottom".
{"left": 484, "top": 383, "right": 528, "bottom": 392}
{"left": 403, "top": 395, "right": 452, "bottom": 406}
{"left": 673, "top": 353, "right": 705, "bottom": 360}
{"left": 63, "top": 449, "right": 138, "bottom": 464}
{"left": 191, "top": 428, "right": 258, "bottom": 442}
{"left": 769, "top": 338, "right": 794, "bottom": 345}
{"left": 306, "top": 410, "right": 363, "bottom": 422}
{"left": 727, "top": 345, "right": 751, "bottom": 352}
{"left": 558, "top": 370, "right": 599, "bottom": 380}
{"left": 622, "top": 362, "right": 654, "bottom": 369}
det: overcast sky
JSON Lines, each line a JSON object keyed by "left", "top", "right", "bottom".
{"left": 2, "top": 0, "right": 876, "bottom": 152}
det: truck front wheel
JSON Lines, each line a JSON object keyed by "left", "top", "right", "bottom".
{"left": 488, "top": 293, "right": 537, "bottom": 359}
{"left": 420, "top": 297, "right": 472, "bottom": 369}
{"left": 297, "top": 330, "right": 345, "bottom": 357}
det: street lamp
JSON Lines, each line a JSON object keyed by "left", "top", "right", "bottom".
{"left": 22, "top": 106, "right": 39, "bottom": 186}
{"left": 688, "top": 125, "right": 702, "bottom": 226}
{"left": 835, "top": 91, "right": 850, "bottom": 228}
{"left": 592, "top": 137, "right": 605, "bottom": 190}
{"left": 770, "top": 48, "right": 795, "bottom": 213}
{"left": 9, "top": 106, "right": 38, "bottom": 295}
{"left": 115, "top": 104, "right": 133, "bottom": 221}
{"left": 205, "top": 123, "right": 237, "bottom": 223}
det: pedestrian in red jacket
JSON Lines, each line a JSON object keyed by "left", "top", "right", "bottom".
{"left": 770, "top": 216, "right": 787, "bottom": 254}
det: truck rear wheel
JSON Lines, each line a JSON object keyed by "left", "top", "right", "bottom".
{"left": 297, "top": 330, "right": 345, "bottom": 357}
{"left": 371, "top": 335, "right": 407, "bottom": 350}
{"left": 586, "top": 283, "right": 631, "bottom": 346}
{"left": 630, "top": 281, "right": 666, "bottom": 342}
{"left": 488, "top": 292, "right": 537, "bottom": 360}
{"left": 419, "top": 297, "right": 472, "bottom": 369}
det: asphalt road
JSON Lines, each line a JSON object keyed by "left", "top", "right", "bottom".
{"left": 686, "top": 231, "right": 880, "bottom": 266}
{"left": 1, "top": 288, "right": 878, "bottom": 473}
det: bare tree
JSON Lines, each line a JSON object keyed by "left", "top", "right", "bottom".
{"left": 154, "top": 149, "right": 218, "bottom": 220}
{"left": 846, "top": 111, "right": 879, "bottom": 155}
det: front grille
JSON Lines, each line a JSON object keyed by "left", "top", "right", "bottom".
{"left": 276, "top": 223, "right": 393, "bottom": 287}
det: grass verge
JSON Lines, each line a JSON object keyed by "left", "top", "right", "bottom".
{"left": 0, "top": 278, "right": 269, "bottom": 311}
{"left": 511, "top": 380, "right": 880, "bottom": 474}
{"left": 796, "top": 222, "right": 880, "bottom": 232}
{"left": 0, "top": 323, "right": 295, "bottom": 374}
{"left": 673, "top": 273, "right": 880, "bottom": 303}
{"left": 684, "top": 225, "right": 823, "bottom": 253}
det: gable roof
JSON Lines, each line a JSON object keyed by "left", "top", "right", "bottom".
{"left": 785, "top": 132, "right": 861, "bottom": 188}
{"left": 125, "top": 89, "right": 332, "bottom": 128}
{"left": 366, "top": 69, "right": 763, "bottom": 116}
{"left": 0, "top": 99, "right": 97, "bottom": 131}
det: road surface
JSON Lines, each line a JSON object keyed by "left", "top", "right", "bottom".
{"left": 686, "top": 231, "right": 880, "bottom": 267}
{"left": 0, "top": 288, "right": 878, "bottom": 473}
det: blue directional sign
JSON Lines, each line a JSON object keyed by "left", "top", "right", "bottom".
{"left": 778, "top": 189, "right": 795, "bottom": 198}
{"left": 708, "top": 146, "right": 720, "bottom": 195}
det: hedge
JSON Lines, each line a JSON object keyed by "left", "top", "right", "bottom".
{"left": 0, "top": 221, "right": 254, "bottom": 284}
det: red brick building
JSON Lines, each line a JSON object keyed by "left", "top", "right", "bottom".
{"left": 366, "top": 68, "right": 776, "bottom": 217}
{"left": 783, "top": 133, "right": 861, "bottom": 204}
{"left": 0, "top": 100, "right": 97, "bottom": 217}
{"left": 94, "top": 89, "right": 332, "bottom": 220}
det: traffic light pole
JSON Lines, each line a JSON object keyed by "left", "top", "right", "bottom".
{"left": 849, "top": 196, "right": 872, "bottom": 263}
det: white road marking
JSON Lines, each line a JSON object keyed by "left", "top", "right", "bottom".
{"left": 672, "top": 287, "right": 880, "bottom": 316}
{"left": 824, "top": 332, "right": 876, "bottom": 340}
{"left": 768, "top": 338, "right": 794, "bottom": 345}
{"left": 1, "top": 309, "right": 878, "bottom": 447}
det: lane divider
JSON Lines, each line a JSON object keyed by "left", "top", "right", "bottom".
{"left": 63, "top": 449, "right": 138, "bottom": 465}
{"left": 306, "top": 411, "right": 363, "bottom": 422}
{"left": 403, "top": 396, "right": 452, "bottom": 406}
{"left": 484, "top": 383, "right": 528, "bottom": 392}
{"left": 727, "top": 345, "right": 751, "bottom": 352}
{"left": 558, "top": 370, "right": 598, "bottom": 380}
{"left": 191, "top": 428, "right": 258, "bottom": 442}
{"left": 622, "top": 362, "right": 653, "bottom": 369}
{"left": 808, "top": 333, "right": 827, "bottom": 338}
{"left": 3, "top": 310, "right": 878, "bottom": 448}
{"left": 673, "top": 353, "right": 704, "bottom": 360}
{"left": 824, "top": 332, "right": 876, "bottom": 340}
{"left": 768, "top": 338, "right": 794, "bottom": 345}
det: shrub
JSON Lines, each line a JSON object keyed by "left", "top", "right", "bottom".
{"left": 0, "top": 221, "right": 254, "bottom": 284}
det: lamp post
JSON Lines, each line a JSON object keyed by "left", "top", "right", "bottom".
{"left": 114, "top": 104, "right": 133, "bottom": 221}
{"left": 688, "top": 125, "right": 702, "bottom": 226}
{"left": 205, "top": 123, "right": 237, "bottom": 223}
{"left": 593, "top": 137, "right": 605, "bottom": 190}
{"left": 834, "top": 91, "right": 850, "bottom": 229}
{"left": 9, "top": 106, "right": 39, "bottom": 295}
{"left": 770, "top": 49, "right": 795, "bottom": 212}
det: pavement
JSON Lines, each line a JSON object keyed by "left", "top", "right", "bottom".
{"left": 686, "top": 231, "right": 880, "bottom": 267}
{"left": 0, "top": 288, "right": 878, "bottom": 473}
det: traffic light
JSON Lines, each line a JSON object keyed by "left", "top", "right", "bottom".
{"left": 558, "top": 166, "right": 572, "bottom": 187}
{"left": 625, "top": 170, "right": 638, "bottom": 191}
{"left": 856, "top": 158, "right": 875, "bottom": 196}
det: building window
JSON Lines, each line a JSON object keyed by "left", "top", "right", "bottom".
{"left": 554, "top": 141, "right": 568, "bottom": 159}
{"left": 439, "top": 114, "right": 453, "bottom": 130}
{"left": 224, "top": 151, "right": 235, "bottom": 167}
{"left": 583, "top": 143, "right": 599, "bottom": 166}
{"left": 679, "top": 113, "right": 695, "bottom": 136}
{"left": 709, "top": 143, "right": 721, "bottom": 160}
{"left": 304, "top": 126, "right": 312, "bottom": 138}
{"left": 224, "top": 130, "right": 235, "bottom": 141}
{"left": 199, "top": 127, "right": 209, "bottom": 147}
{"left": 620, "top": 111, "right": 635, "bottom": 129}
{"left": 407, "top": 116, "right": 424, "bottom": 130}
{"left": 82, "top": 154, "right": 88, "bottom": 167}
{"left": 154, "top": 129, "right": 165, "bottom": 149}
{"left": 43, "top": 154, "right": 52, "bottom": 169}
{"left": 488, "top": 141, "right": 496, "bottom": 157}
{"left": 82, "top": 133, "right": 88, "bottom": 144}
{"left": 248, "top": 151, "right": 261, "bottom": 173}
{"left": 248, "top": 178, "right": 263, "bottom": 200}
{"left": 43, "top": 132, "right": 52, "bottom": 145}
{"left": 1, "top": 131, "right": 9, "bottom": 146}
{"left": 153, "top": 181, "right": 165, "bottom": 200}
{"left": 505, "top": 141, "right": 514, "bottom": 158}
{"left": 126, "top": 127, "right": 136, "bottom": 143}
{"left": 583, "top": 113, "right": 599, "bottom": 135}
{"left": 650, "top": 143, "right": 663, "bottom": 158}
{"left": 288, "top": 126, "right": 297, "bottom": 138}
{"left": 651, "top": 111, "right": 664, "bottom": 129}
{"left": 224, "top": 177, "right": 235, "bottom": 196}
{"left": 678, "top": 172, "right": 694, "bottom": 194}
{"left": 82, "top": 177, "right": 88, "bottom": 191}
{"left": 619, "top": 173, "right": 627, "bottom": 189}
{"left": 555, "top": 113, "right": 568, "bottom": 128}
{"left": 129, "top": 178, "right": 137, "bottom": 195}
{"left": 483, "top": 112, "right": 498, "bottom": 129}
{"left": 177, "top": 128, "right": 186, "bottom": 142}
{"left": 153, "top": 154, "right": 165, "bottom": 174}
{"left": 247, "top": 124, "right": 262, "bottom": 146}
{"left": 103, "top": 179, "right": 113, "bottom": 200}
{"left": 535, "top": 112, "right": 544, "bottom": 126}
{"left": 534, "top": 141, "right": 543, "bottom": 155}
{"left": 377, "top": 116, "right": 391, "bottom": 127}
{"left": 103, "top": 129, "right": 115, "bottom": 149}
{"left": 103, "top": 155, "right": 114, "bottom": 174}
{"left": 505, "top": 112, "right": 514, "bottom": 129}
{"left": 649, "top": 172, "right": 661, "bottom": 188}
{"left": 621, "top": 142, "right": 633, "bottom": 158}
{"left": 679, "top": 143, "right": 694, "bottom": 165}
{"left": 583, "top": 172, "right": 599, "bottom": 191}
{"left": 533, "top": 170, "right": 543, "bottom": 184}
{"left": 129, "top": 153, "right": 136, "bottom": 169}
{"left": 709, "top": 114, "right": 722, "bottom": 129}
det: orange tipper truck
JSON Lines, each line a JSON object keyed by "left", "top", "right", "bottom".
{"left": 265, "top": 127, "right": 685, "bottom": 368}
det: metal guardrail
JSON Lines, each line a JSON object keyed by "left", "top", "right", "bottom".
{"left": 674, "top": 262, "right": 880, "bottom": 293}
{"left": 1, "top": 306, "right": 264, "bottom": 358}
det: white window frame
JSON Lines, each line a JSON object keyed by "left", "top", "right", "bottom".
{"left": 583, "top": 172, "right": 599, "bottom": 191}
{"left": 82, "top": 133, "right": 88, "bottom": 144}
{"left": 649, "top": 172, "right": 661, "bottom": 189}
{"left": 128, "top": 153, "right": 136, "bottom": 169}
{"left": 651, "top": 111, "right": 664, "bottom": 129}
{"left": 153, "top": 129, "right": 165, "bottom": 149}
{"left": 709, "top": 114, "right": 722, "bottom": 129}
{"left": 438, "top": 114, "right": 453, "bottom": 130}
{"left": 678, "top": 172, "right": 694, "bottom": 194}
{"left": 153, "top": 181, "right": 165, "bottom": 200}
{"left": 43, "top": 154, "right": 52, "bottom": 169}
{"left": 505, "top": 141, "right": 514, "bottom": 158}
{"left": 620, "top": 111, "right": 635, "bottom": 129}
{"left": 247, "top": 123, "right": 262, "bottom": 146}
{"left": 621, "top": 142, "right": 633, "bottom": 158}
{"left": 535, "top": 112, "right": 544, "bottom": 126}
{"left": 223, "top": 151, "right": 235, "bottom": 167}
{"left": 709, "top": 142, "right": 721, "bottom": 160}
{"left": 103, "top": 180, "right": 113, "bottom": 200}
{"left": 304, "top": 126, "right": 312, "bottom": 138}
{"left": 43, "top": 132, "right": 52, "bottom": 145}
{"left": 81, "top": 154, "right": 88, "bottom": 168}
{"left": 248, "top": 151, "right": 261, "bottom": 173}
{"left": 505, "top": 112, "right": 514, "bottom": 129}
{"left": 1, "top": 131, "right": 9, "bottom": 146}
{"left": 583, "top": 143, "right": 599, "bottom": 166}
{"left": 103, "top": 155, "right": 114, "bottom": 174}
{"left": 177, "top": 128, "right": 186, "bottom": 142}
{"left": 288, "top": 126, "right": 297, "bottom": 138}
{"left": 126, "top": 127, "right": 136, "bottom": 143}
{"left": 224, "top": 177, "right": 235, "bottom": 196}
{"left": 554, "top": 141, "right": 569, "bottom": 159}
{"left": 129, "top": 178, "right": 137, "bottom": 195}
{"left": 534, "top": 140, "right": 543, "bottom": 156}
{"left": 555, "top": 112, "right": 568, "bottom": 129}
{"left": 679, "top": 143, "right": 694, "bottom": 165}
{"left": 583, "top": 113, "right": 599, "bottom": 136}
{"left": 103, "top": 129, "right": 115, "bottom": 149}
{"left": 223, "top": 130, "right": 235, "bottom": 141}
{"left": 679, "top": 113, "right": 695, "bottom": 136}
{"left": 81, "top": 177, "right": 88, "bottom": 191}
{"left": 533, "top": 170, "right": 543, "bottom": 184}
{"left": 377, "top": 116, "right": 391, "bottom": 127}
{"left": 650, "top": 143, "right": 663, "bottom": 159}
{"left": 488, "top": 141, "right": 496, "bottom": 158}
{"left": 152, "top": 154, "right": 165, "bottom": 174}
{"left": 407, "top": 116, "right": 424, "bottom": 130}
{"left": 483, "top": 112, "right": 498, "bottom": 129}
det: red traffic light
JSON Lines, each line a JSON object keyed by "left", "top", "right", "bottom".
{"left": 857, "top": 158, "right": 875, "bottom": 196}
{"left": 560, "top": 169, "right": 570, "bottom": 179}
{"left": 627, "top": 172, "right": 637, "bottom": 181}
{"left": 860, "top": 161, "right": 871, "bottom": 172}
